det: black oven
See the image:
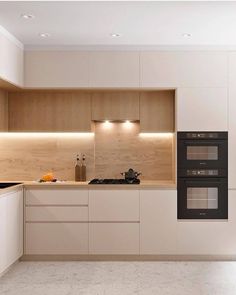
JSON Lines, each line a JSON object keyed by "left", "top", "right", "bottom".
{"left": 177, "top": 132, "right": 228, "bottom": 219}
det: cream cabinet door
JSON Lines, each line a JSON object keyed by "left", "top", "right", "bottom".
{"left": 24, "top": 51, "right": 89, "bottom": 88}
{"left": 0, "top": 31, "right": 23, "bottom": 87}
{"left": 140, "top": 190, "right": 177, "bottom": 254}
{"left": 89, "top": 52, "right": 139, "bottom": 87}
{"left": 229, "top": 53, "right": 236, "bottom": 189}
{"left": 0, "top": 189, "right": 23, "bottom": 275}
{"left": 176, "top": 87, "right": 228, "bottom": 131}
{"left": 140, "top": 51, "right": 227, "bottom": 88}
{"left": 177, "top": 191, "right": 236, "bottom": 255}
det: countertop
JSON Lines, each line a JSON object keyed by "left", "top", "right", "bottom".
{"left": 0, "top": 180, "right": 176, "bottom": 196}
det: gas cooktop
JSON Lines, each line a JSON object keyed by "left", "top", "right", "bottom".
{"left": 89, "top": 178, "right": 140, "bottom": 184}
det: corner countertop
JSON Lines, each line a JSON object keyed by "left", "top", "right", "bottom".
{"left": 2, "top": 180, "right": 176, "bottom": 190}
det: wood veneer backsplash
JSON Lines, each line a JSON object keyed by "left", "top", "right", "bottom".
{"left": 0, "top": 123, "right": 174, "bottom": 181}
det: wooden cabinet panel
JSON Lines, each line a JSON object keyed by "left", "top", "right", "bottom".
{"left": 89, "top": 52, "right": 139, "bottom": 87}
{"left": 0, "top": 89, "right": 8, "bottom": 131}
{"left": 24, "top": 51, "right": 89, "bottom": 88}
{"left": 8, "top": 92, "right": 92, "bottom": 132}
{"left": 89, "top": 223, "right": 139, "bottom": 254}
{"left": 177, "top": 87, "right": 228, "bottom": 131}
{"left": 25, "top": 206, "right": 88, "bottom": 222}
{"left": 0, "top": 189, "right": 23, "bottom": 274}
{"left": 140, "top": 190, "right": 177, "bottom": 254}
{"left": 25, "top": 189, "right": 88, "bottom": 206}
{"left": 91, "top": 91, "right": 139, "bottom": 121}
{"left": 25, "top": 223, "right": 88, "bottom": 254}
{"left": 140, "top": 51, "right": 227, "bottom": 87}
{"left": 89, "top": 189, "right": 139, "bottom": 222}
{"left": 140, "top": 91, "right": 175, "bottom": 132}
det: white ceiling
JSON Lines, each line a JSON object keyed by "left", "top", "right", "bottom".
{"left": 1, "top": 1, "right": 236, "bottom": 48}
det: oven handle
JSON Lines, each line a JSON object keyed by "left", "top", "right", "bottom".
{"left": 184, "top": 141, "right": 221, "bottom": 146}
{"left": 184, "top": 180, "right": 224, "bottom": 185}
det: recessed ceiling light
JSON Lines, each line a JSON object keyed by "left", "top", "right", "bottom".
{"left": 21, "top": 13, "right": 35, "bottom": 19}
{"left": 110, "top": 33, "right": 121, "bottom": 38}
{"left": 39, "top": 32, "right": 51, "bottom": 38}
{"left": 182, "top": 33, "right": 192, "bottom": 38}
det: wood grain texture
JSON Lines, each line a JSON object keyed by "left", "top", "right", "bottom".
{"left": 140, "top": 90, "right": 175, "bottom": 132}
{"left": 91, "top": 91, "right": 140, "bottom": 121}
{"left": 8, "top": 91, "right": 92, "bottom": 132}
{"left": 94, "top": 122, "right": 174, "bottom": 181}
{"left": 0, "top": 89, "right": 8, "bottom": 131}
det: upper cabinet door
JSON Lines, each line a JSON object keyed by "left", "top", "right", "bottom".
{"left": 0, "top": 31, "right": 24, "bottom": 87}
{"left": 140, "top": 90, "right": 175, "bottom": 132}
{"left": 177, "top": 87, "right": 228, "bottom": 131}
{"left": 8, "top": 92, "right": 92, "bottom": 132}
{"left": 140, "top": 52, "right": 227, "bottom": 88}
{"left": 89, "top": 52, "right": 139, "bottom": 88}
{"left": 24, "top": 51, "right": 89, "bottom": 88}
{"left": 91, "top": 91, "right": 140, "bottom": 121}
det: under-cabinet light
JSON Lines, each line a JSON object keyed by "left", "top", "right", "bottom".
{"left": 139, "top": 133, "right": 174, "bottom": 138}
{"left": 0, "top": 132, "right": 94, "bottom": 138}
{"left": 21, "top": 13, "right": 35, "bottom": 19}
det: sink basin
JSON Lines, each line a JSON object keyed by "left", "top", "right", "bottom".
{"left": 0, "top": 182, "right": 22, "bottom": 189}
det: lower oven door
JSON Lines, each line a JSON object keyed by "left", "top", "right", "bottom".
{"left": 177, "top": 178, "right": 228, "bottom": 219}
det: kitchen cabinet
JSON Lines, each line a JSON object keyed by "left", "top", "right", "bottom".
{"left": 0, "top": 89, "right": 8, "bottom": 131}
{"left": 89, "top": 52, "right": 139, "bottom": 88}
{"left": 177, "top": 191, "right": 236, "bottom": 255}
{"left": 91, "top": 91, "right": 140, "bottom": 121}
{"left": 176, "top": 87, "right": 228, "bottom": 131}
{"left": 140, "top": 51, "right": 227, "bottom": 88}
{"left": 8, "top": 91, "right": 92, "bottom": 132}
{"left": 0, "top": 29, "right": 24, "bottom": 87}
{"left": 89, "top": 189, "right": 140, "bottom": 254}
{"left": 0, "top": 189, "right": 23, "bottom": 275}
{"left": 89, "top": 223, "right": 139, "bottom": 254}
{"left": 24, "top": 51, "right": 89, "bottom": 88}
{"left": 89, "top": 189, "right": 139, "bottom": 221}
{"left": 24, "top": 188, "right": 89, "bottom": 255}
{"left": 140, "top": 189, "right": 177, "bottom": 254}
{"left": 228, "top": 53, "right": 236, "bottom": 189}
{"left": 140, "top": 90, "right": 175, "bottom": 132}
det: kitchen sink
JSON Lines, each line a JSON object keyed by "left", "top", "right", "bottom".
{"left": 0, "top": 182, "right": 22, "bottom": 189}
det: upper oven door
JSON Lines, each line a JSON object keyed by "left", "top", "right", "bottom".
{"left": 177, "top": 139, "right": 227, "bottom": 169}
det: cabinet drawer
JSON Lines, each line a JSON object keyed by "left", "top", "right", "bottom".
{"left": 89, "top": 190, "right": 139, "bottom": 221}
{"left": 25, "top": 189, "right": 88, "bottom": 205}
{"left": 25, "top": 223, "right": 88, "bottom": 254}
{"left": 89, "top": 223, "right": 139, "bottom": 254}
{"left": 25, "top": 206, "right": 88, "bottom": 222}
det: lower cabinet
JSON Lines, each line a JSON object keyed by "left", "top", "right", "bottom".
{"left": 25, "top": 223, "right": 88, "bottom": 255}
{"left": 89, "top": 223, "right": 139, "bottom": 254}
{"left": 177, "top": 191, "right": 236, "bottom": 255}
{"left": 24, "top": 188, "right": 89, "bottom": 255}
{"left": 140, "top": 189, "right": 177, "bottom": 254}
{"left": 0, "top": 189, "right": 23, "bottom": 274}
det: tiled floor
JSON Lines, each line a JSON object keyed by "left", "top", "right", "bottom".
{"left": 0, "top": 261, "right": 236, "bottom": 295}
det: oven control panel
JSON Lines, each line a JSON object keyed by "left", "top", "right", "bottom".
{"left": 186, "top": 169, "right": 219, "bottom": 176}
{"left": 186, "top": 133, "right": 218, "bottom": 139}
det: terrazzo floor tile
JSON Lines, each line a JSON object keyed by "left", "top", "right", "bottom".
{"left": 0, "top": 262, "right": 236, "bottom": 295}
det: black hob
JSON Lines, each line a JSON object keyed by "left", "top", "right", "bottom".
{"left": 89, "top": 178, "right": 140, "bottom": 185}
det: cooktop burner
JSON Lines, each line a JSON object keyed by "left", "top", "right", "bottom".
{"left": 89, "top": 178, "right": 140, "bottom": 184}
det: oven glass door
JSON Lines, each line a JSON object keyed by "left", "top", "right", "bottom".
{"left": 178, "top": 178, "right": 228, "bottom": 219}
{"left": 178, "top": 140, "right": 227, "bottom": 169}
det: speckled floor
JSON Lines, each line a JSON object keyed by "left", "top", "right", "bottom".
{"left": 0, "top": 261, "right": 236, "bottom": 295}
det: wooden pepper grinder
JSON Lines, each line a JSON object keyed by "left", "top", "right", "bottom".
{"left": 75, "top": 154, "right": 81, "bottom": 182}
{"left": 81, "top": 154, "right": 86, "bottom": 182}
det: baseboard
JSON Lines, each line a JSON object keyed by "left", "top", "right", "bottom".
{"left": 21, "top": 254, "right": 236, "bottom": 262}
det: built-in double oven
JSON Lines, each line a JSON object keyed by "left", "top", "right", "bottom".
{"left": 177, "top": 132, "right": 228, "bottom": 219}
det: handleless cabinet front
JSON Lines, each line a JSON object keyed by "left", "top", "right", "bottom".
{"left": 89, "top": 189, "right": 140, "bottom": 254}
